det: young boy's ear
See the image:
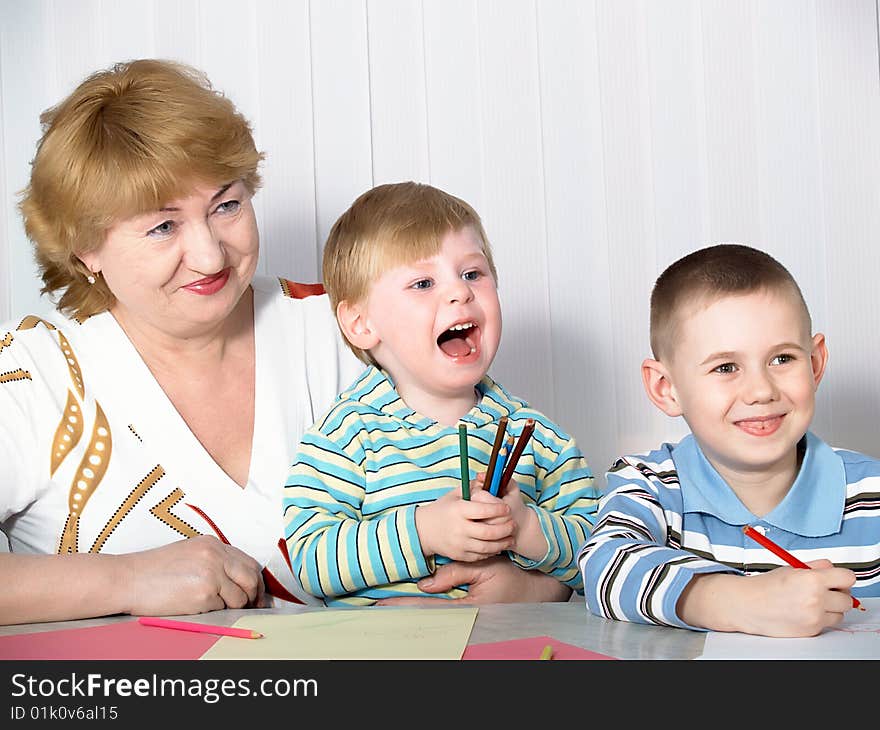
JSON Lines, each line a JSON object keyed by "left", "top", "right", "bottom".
{"left": 810, "top": 332, "right": 829, "bottom": 387}
{"left": 641, "top": 358, "right": 683, "bottom": 417}
{"left": 336, "top": 300, "right": 380, "bottom": 352}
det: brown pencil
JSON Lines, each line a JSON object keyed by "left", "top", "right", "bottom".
{"left": 499, "top": 418, "right": 536, "bottom": 490}
{"left": 483, "top": 416, "right": 508, "bottom": 489}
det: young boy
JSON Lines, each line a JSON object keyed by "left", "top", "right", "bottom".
{"left": 578, "top": 243, "right": 880, "bottom": 637}
{"left": 282, "top": 182, "right": 599, "bottom": 606}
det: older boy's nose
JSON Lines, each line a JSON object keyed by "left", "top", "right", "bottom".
{"left": 742, "top": 369, "right": 778, "bottom": 403}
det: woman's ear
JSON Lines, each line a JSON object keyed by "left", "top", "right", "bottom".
{"left": 641, "top": 358, "right": 683, "bottom": 417}
{"left": 76, "top": 250, "right": 100, "bottom": 276}
{"left": 336, "top": 300, "right": 380, "bottom": 352}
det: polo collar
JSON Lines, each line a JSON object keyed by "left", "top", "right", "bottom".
{"left": 675, "top": 431, "right": 845, "bottom": 536}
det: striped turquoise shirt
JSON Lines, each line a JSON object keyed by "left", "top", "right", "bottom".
{"left": 578, "top": 432, "right": 880, "bottom": 630}
{"left": 283, "top": 366, "right": 599, "bottom": 606}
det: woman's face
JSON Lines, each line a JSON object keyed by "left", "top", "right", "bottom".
{"left": 79, "top": 180, "right": 259, "bottom": 339}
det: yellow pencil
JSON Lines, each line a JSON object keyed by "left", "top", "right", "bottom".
{"left": 539, "top": 644, "right": 554, "bottom": 660}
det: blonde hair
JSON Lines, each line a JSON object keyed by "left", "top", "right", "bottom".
{"left": 18, "top": 58, "right": 263, "bottom": 319}
{"left": 323, "top": 181, "right": 498, "bottom": 364}
{"left": 650, "top": 243, "right": 811, "bottom": 361}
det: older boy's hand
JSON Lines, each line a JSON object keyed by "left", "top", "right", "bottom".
{"left": 679, "top": 560, "right": 857, "bottom": 637}
{"left": 415, "top": 487, "right": 514, "bottom": 562}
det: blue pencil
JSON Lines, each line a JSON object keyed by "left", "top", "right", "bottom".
{"left": 488, "top": 437, "right": 512, "bottom": 496}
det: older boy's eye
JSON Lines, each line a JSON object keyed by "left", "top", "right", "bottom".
{"left": 770, "top": 354, "right": 794, "bottom": 366}
{"left": 713, "top": 363, "right": 737, "bottom": 374}
{"left": 411, "top": 279, "right": 433, "bottom": 290}
{"left": 147, "top": 220, "right": 176, "bottom": 238}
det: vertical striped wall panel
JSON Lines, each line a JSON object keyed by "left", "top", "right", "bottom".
{"left": 0, "top": 0, "right": 878, "bottom": 488}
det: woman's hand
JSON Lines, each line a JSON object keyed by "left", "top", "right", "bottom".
{"left": 118, "top": 535, "right": 267, "bottom": 616}
{"left": 375, "top": 555, "right": 571, "bottom": 606}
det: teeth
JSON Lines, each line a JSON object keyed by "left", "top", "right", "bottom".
{"left": 447, "top": 322, "right": 475, "bottom": 332}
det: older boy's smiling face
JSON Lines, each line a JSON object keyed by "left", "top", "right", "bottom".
{"left": 665, "top": 288, "right": 826, "bottom": 481}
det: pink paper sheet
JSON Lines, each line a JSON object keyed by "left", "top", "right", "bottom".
{"left": 0, "top": 620, "right": 219, "bottom": 660}
{"left": 462, "top": 635, "right": 617, "bottom": 660}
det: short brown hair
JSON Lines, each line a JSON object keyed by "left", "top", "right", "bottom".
{"left": 650, "top": 243, "right": 811, "bottom": 360}
{"left": 18, "top": 58, "right": 263, "bottom": 320}
{"left": 322, "top": 181, "right": 498, "bottom": 364}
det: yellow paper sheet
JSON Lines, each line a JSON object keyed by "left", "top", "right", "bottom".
{"left": 200, "top": 607, "right": 478, "bottom": 660}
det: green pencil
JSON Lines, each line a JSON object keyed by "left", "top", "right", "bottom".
{"left": 458, "top": 423, "right": 470, "bottom": 500}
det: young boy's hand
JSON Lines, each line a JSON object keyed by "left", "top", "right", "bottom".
{"left": 415, "top": 486, "right": 514, "bottom": 562}
{"left": 679, "top": 560, "right": 858, "bottom": 637}
{"left": 489, "top": 475, "right": 548, "bottom": 562}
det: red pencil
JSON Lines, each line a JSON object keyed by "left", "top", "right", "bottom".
{"left": 742, "top": 525, "right": 863, "bottom": 610}
{"left": 138, "top": 616, "right": 263, "bottom": 639}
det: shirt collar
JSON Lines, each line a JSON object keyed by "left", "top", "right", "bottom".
{"left": 675, "top": 431, "right": 845, "bottom": 536}
{"left": 342, "top": 366, "right": 524, "bottom": 428}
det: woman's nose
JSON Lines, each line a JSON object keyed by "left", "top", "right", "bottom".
{"left": 183, "top": 221, "right": 225, "bottom": 273}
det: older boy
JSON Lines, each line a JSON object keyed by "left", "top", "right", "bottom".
{"left": 283, "top": 182, "right": 599, "bottom": 605}
{"left": 578, "top": 243, "right": 880, "bottom": 637}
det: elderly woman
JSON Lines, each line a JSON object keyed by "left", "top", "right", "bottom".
{"left": 0, "top": 59, "right": 568, "bottom": 625}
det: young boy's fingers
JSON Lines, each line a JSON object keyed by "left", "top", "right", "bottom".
{"left": 470, "top": 473, "right": 487, "bottom": 493}
{"left": 467, "top": 539, "right": 514, "bottom": 558}
{"left": 470, "top": 519, "right": 514, "bottom": 542}
{"left": 462, "top": 497, "right": 510, "bottom": 521}
{"left": 469, "top": 489, "right": 506, "bottom": 505}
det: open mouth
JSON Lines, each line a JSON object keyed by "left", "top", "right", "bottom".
{"left": 437, "top": 321, "right": 480, "bottom": 360}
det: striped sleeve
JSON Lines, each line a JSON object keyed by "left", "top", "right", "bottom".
{"left": 507, "top": 432, "right": 600, "bottom": 593}
{"left": 282, "top": 424, "right": 432, "bottom": 600}
{"left": 577, "top": 455, "right": 739, "bottom": 630}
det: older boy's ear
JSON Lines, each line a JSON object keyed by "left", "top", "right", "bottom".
{"left": 810, "top": 333, "right": 829, "bottom": 387}
{"left": 336, "top": 300, "right": 380, "bottom": 351}
{"left": 641, "top": 358, "right": 683, "bottom": 417}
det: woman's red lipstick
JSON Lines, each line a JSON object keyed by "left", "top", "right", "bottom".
{"left": 182, "top": 269, "right": 230, "bottom": 295}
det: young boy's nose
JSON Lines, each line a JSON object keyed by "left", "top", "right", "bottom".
{"left": 445, "top": 278, "right": 474, "bottom": 304}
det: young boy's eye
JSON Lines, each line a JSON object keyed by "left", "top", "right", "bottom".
{"left": 147, "top": 220, "right": 176, "bottom": 238}
{"left": 411, "top": 278, "right": 433, "bottom": 290}
{"left": 713, "top": 363, "right": 737, "bottom": 374}
{"left": 462, "top": 270, "right": 482, "bottom": 282}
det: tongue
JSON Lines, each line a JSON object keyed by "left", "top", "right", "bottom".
{"left": 439, "top": 336, "right": 473, "bottom": 358}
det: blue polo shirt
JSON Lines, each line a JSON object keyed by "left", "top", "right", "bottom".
{"left": 579, "top": 431, "right": 880, "bottom": 630}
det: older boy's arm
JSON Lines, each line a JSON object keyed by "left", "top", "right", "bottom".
{"left": 677, "top": 562, "right": 857, "bottom": 637}
{"left": 578, "top": 457, "right": 740, "bottom": 630}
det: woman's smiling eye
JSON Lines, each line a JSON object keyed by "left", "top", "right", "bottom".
{"left": 713, "top": 362, "right": 737, "bottom": 374}
{"left": 147, "top": 220, "right": 176, "bottom": 238}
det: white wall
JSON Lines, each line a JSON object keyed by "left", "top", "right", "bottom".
{"left": 1, "top": 0, "right": 879, "bottom": 490}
